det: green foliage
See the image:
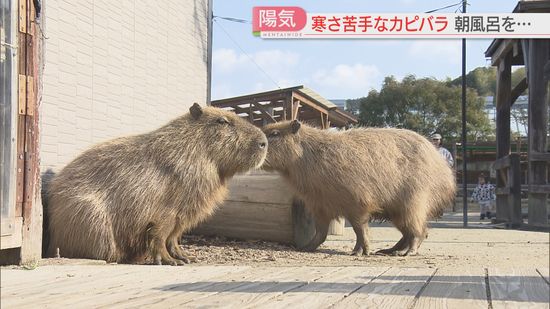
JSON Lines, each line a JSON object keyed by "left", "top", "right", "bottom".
{"left": 353, "top": 74, "right": 493, "bottom": 142}
{"left": 448, "top": 66, "right": 496, "bottom": 97}
{"left": 449, "top": 66, "right": 526, "bottom": 96}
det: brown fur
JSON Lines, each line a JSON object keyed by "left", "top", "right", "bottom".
{"left": 262, "top": 121, "right": 456, "bottom": 256}
{"left": 46, "top": 104, "right": 267, "bottom": 265}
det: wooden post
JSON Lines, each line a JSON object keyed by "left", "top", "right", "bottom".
{"left": 527, "top": 39, "right": 549, "bottom": 228}
{"left": 508, "top": 154, "right": 522, "bottom": 228}
{"left": 495, "top": 51, "right": 512, "bottom": 223}
{"left": 327, "top": 217, "right": 345, "bottom": 236}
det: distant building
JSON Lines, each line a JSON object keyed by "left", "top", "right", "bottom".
{"left": 484, "top": 96, "right": 528, "bottom": 136}
{"left": 330, "top": 99, "right": 347, "bottom": 111}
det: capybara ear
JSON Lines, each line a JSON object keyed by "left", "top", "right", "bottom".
{"left": 190, "top": 103, "right": 203, "bottom": 119}
{"left": 290, "top": 120, "right": 301, "bottom": 134}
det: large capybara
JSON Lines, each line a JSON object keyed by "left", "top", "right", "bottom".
{"left": 262, "top": 120, "right": 456, "bottom": 256}
{"left": 46, "top": 103, "right": 267, "bottom": 265}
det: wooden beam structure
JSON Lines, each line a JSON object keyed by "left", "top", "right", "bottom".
{"left": 212, "top": 86, "right": 357, "bottom": 129}
{"left": 486, "top": 2, "right": 550, "bottom": 229}
{"left": 527, "top": 39, "right": 549, "bottom": 228}
{"left": 495, "top": 52, "right": 513, "bottom": 223}
{"left": 510, "top": 77, "right": 528, "bottom": 106}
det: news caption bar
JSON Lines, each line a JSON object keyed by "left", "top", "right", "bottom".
{"left": 252, "top": 7, "right": 550, "bottom": 39}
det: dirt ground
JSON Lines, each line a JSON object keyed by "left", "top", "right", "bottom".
{"left": 31, "top": 212, "right": 549, "bottom": 270}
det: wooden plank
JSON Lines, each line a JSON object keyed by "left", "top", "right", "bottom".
{"left": 0, "top": 217, "right": 22, "bottom": 248}
{"left": 415, "top": 267, "right": 487, "bottom": 309}
{"left": 193, "top": 200, "right": 294, "bottom": 243}
{"left": 328, "top": 217, "right": 345, "bottom": 236}
{"left": 333, "top": 267, "right": 436, "bottom": 308}
{"left": 20, "top": 12, "right": 42, "bottom": 262}
{"left": 17, "top": 34, "right": 26, "bottom": 74}
{"left": 39, "top": 266, "right": 248, "bottom": 308}
{"left": 181, "top": 266, "right": 347, "bottom": 308}
{"left": 18, "top": 0, "right": 26, "bottom": 33}
{"left": 194, "top": 175, "right": 296, "bottom": 243}
{"left": 251, "top": 102, "right": 276, "bottom": 124}
{"left": 511, "top": 77, "right": 528, "bottom": 106}
{"left": 3, "top": 266, "right": 247, "bottom": 308}
{"left": 292, "top": 99, "right": 300, "bottom": 120}
{"left": 25, "top": 76, "right": 34, "bottom": 116}
{"left": 108, "top": 266, "right": 284, "bottom": 308}
{"left": 17, "top": 74, "right": 26, "bottom": 115}
{"left": 252, "top": 267, "right": 388, "bottom": 309}
{"left": 15, "top": 115, "right": 25, "bottom": 213}
{"left": 508, "top": 154, "right": 522, "bottom": 227}
{"left": 491, "top": 39, "right": 513, "bottom": 66}
{"left": 489, "top": 268, "right": 550, "bottom": 308}
{"left": 495, "top": 51, "right": 512, "bottom": 223}
{"left": 27, "top": 0, "right": 35, "bottom": 36}
{"left": 226, "top": 174, "right": 293, "bottom": 205}
{"left": 292, "top": 92, "right": 334, "bottom": 115}
{"left": 2, "top": 266, "right": 141, "bottom": 307}
{"left": 212, "top": 94, "right": 287, "bottom": 108}
{"left": 530, "top": 151, "right": 550, "bottom": 162}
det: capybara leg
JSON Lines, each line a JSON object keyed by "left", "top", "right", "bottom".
{"left": 169, "top": 241, "right": 197, "bottom": 264}
{"left": 167, "top": 238, "right": 197, "bottom": 264}
{"left": 350, "top": 223, "right": 370, "bottom": 256}
{"left": 147, "top": 223, "right": 184, "bottom": 266}
{"left": 376, "top": 236, "right": 409, "bottom": 255}
{"left": 166, "top": 221, "right": 196, "bottom": 264}
{"left": 301, "top": 219, "right": 329, "bottom": 252}
{"left": 376, "top": 220, "right": 410, "bottom": 255}
{"left": 400, "top": 233, "right": 426, "bottom": 256}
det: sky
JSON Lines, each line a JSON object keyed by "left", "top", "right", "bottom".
{"left": 211, "top": 0, "right": 520, "bottom": 100}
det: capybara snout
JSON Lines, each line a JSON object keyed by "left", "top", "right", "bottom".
{"left": 47, "top": 103, "right": 268, "bottom": 265}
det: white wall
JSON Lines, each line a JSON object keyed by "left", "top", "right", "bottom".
{"left": 40, "top": 0, "right": 209, "bottom": 172}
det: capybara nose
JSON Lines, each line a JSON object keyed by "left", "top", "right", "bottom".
{"left": 259, "top": 141, "right": 266, "bottom": 149}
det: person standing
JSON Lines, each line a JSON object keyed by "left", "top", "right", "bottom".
{"left": 471, "top": 173, "right": 496, "bottom": 220}
{"left": 431, "top": 133, "right": 454, "bottom": 167}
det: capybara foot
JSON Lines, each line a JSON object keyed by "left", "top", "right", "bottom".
{"left": 351, "top": 243, "right": 369, "bottom": 256}
{"left": 170, "top": 246, "right": 197, "bottom": 264}
{"left": 154, "top": 255, "right": 186, "bottom": 266}
{"left": 375, "top": 246, "right": 408, "bottom": 256}
{"left": 351, "top": 249, "right": 370, "bottom": 256}
{"left": 397, "top": 248, "right": 418, "bottom": 256}
{"left": 375, "top": 248, "right": 395, "bottom": 256}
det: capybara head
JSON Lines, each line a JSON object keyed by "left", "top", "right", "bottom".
{"left": 183, "top": 103, "right": 268, "bottom": 177}
{"left": 261, "top": 120, "right": 302, "bottom": 172}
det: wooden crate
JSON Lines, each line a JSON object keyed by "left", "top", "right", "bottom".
{"left": 193, "top": 172, "right": 344, "bottom": 246}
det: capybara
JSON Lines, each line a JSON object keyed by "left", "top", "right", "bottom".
{"left": 46, "top": 103, "right": 268, "bottom": 265}
{"left": 262, "top": 120, "right": 456, "bottom": 256}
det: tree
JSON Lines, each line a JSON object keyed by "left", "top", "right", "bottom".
{"left": 449, "top": 66, "right": 526, "bottom": 97}
{"left": 448, "top": 66, "right": 497, "bottom": 97}
{"left": 356, "top": 75, "right": 493, "bottom": 142}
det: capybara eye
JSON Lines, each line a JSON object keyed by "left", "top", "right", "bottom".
{"left": 269, "top": 130, "right": 280, "bottom": 137}
{"left": 216, "top": 117, "right": 230, "bottom": 125}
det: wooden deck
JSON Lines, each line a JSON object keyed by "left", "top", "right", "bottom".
{"left": 1, "top": 265, "right": 548, "bottom": 308}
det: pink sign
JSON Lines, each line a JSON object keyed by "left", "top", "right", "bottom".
{"left": 252, "top": 6, "right": 307, "bottom": 33}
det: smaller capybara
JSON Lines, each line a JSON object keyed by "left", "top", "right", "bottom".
{"left": 46, "top": 103, "right": 267, "bottom": 265}
{"left": 262, "top": 120, "right": 456, "bottom": 256}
